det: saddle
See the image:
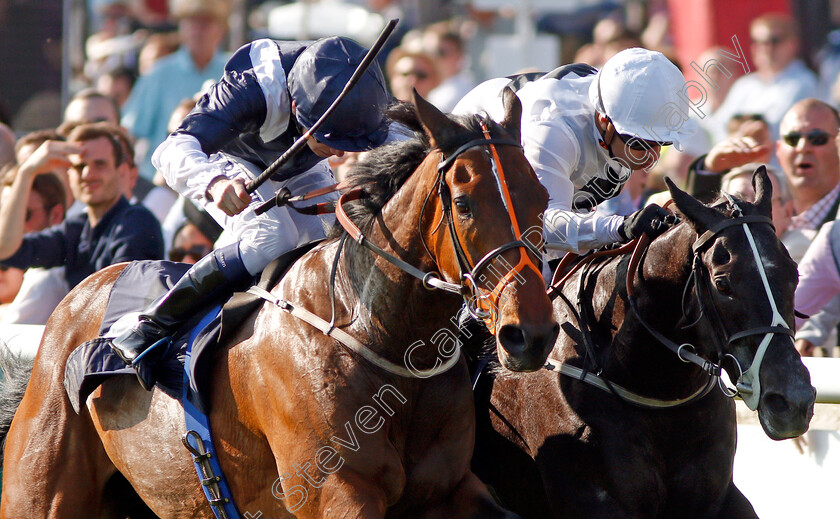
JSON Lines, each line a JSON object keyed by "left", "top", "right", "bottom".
{"left": 64, "top": 242, "right": 319, "bottom": 414}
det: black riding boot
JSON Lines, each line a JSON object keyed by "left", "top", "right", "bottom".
{"left": 110, "top": 243, "right": 250, "bottom": 390}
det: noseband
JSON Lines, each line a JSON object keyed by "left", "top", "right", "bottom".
{"left": 628, "top": 197, "right": 794, "bottom": 410}
{"left": 336, "top": 123, "right": 541, "bottom": 334}
{"left": 437, "top": 124, "right": 543, "bottom": 330}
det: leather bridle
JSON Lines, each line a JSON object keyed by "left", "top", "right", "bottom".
{"left": 546, "top": 197, "right": 794, "bottom": 409}
{"left": 336, "top": 123, "right": 542, "bottom": 334}
{"left": 626, "top": 197, "right": 794, "bottom": 410}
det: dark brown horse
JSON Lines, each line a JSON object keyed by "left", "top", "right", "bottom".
{"left": 0, "top": 90, "right": 558, "bottom": 518}
{"left": 470, "top": 167, "right": 815, "bottom": 519}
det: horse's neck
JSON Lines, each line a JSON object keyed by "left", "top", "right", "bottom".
{"left": 606, "top": 226, "right": 707, "bottom": 394}
{"left": 338, "top": 160, "right": 462, "bottom": 361}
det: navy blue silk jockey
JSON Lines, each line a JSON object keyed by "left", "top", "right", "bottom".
{"left": 111, "top": 36, "right": 396, "bottom": 389}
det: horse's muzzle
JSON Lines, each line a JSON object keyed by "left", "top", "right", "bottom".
{"left": 759, "top": 384, "right": 816, "bottom": 440}
{"left": 497, "top": 322, "right": 559, "bottom": 372}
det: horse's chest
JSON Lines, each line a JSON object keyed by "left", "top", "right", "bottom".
{"left": 396, "top": 381, "right": 476, "bottom": 502}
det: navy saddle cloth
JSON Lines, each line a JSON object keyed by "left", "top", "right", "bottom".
{"left": 64, "top": 242, "right": 318, "bottom": 414}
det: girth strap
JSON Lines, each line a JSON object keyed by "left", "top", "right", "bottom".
{"left": 182, "top": 307, "right": 240, "bottom": 519}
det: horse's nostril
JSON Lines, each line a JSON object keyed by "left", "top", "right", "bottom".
{"left": 498, "top": 325, "right": 526, "bottom": 356}
{"left": 762, "top": 393, "right": 791, "bottom": 417}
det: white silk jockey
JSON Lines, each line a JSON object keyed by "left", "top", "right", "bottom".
{"left": 453, "top": 48, "right": 697, "bottom": 258}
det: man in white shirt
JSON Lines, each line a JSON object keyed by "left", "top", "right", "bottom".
{"left": 454, "top": 48, "right": 697, "bottom": 258}
{"left": 705, "top": 13, "right": 819, "bottom": 143}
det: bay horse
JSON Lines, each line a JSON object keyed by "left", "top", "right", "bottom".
{"left": 470, "top": 167, "right": 816, "bottom": 519}
{"left": 0, "top": 89, "right": 558, "bottom": 518}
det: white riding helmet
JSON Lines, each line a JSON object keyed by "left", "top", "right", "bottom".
{"left": 589, "top": 47, "right": 697, "bottom": 151}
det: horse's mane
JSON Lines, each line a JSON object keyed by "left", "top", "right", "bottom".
{"left": 327, "top": 101, "right": 512, "bottom": 329}
{"left": 471, "top": 192, "right": 770, "bottom": 378}
{"left": 328, "top": 101, "right": 510, "bottom": 237}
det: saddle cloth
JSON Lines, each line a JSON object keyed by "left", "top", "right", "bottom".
{"left": 63, "top": 242, "right": 318, "bottom": 414}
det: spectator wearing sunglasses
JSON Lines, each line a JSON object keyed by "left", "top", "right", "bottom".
{"left": 707, "top": 13, "right": 818, "bottom": 144}
{"left": 454, "top": 48, "right": 696, "bottom": 259}
{"left": 0, "top": 171, "right": 70, "bottom": 325}
{"left": 385, "top": 46, "right": 441, "bottom": 103}
{"left": 169, "top": 199, "right": 222, "bottom": 265}
{"left": 777, "top": 98, "right": 840, "bottom": 231}
{"left": 0, "top": 123, "right": 164, "bottom": 293}
{"left": 774, "top": 99, "right": 840, "bottom": 358}
{"left": 422, "top": 22, "right": 475, "bottom": 113}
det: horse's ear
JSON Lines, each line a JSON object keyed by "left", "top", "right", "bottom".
{"left": 751, "top": 165, "right": 773, "bottom": 217}
{"left": 665, "top": 176, "right": 723, "bottom": 232}
{"left": 500, "top": 86, "right": 522, "bottom": 142}
{"left": 411, "top": 88, "right": 461, "bottom": 148}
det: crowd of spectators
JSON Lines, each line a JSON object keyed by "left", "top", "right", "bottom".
{"left": 2, "top": 1, "right": 840, "bottom": 359}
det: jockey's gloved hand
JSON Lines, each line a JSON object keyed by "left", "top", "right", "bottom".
{"left": 619, "top": 204, "right": 671, "bottom": 241}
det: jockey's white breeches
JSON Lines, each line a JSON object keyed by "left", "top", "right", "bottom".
{"left": 201, "top": 154, "right": 338, "bottom": 276}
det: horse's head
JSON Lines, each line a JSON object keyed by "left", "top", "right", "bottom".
{"left": 412, "top": 88, "right": 559, "bottom": 372}
{"left": 667, "top": 167, "right": 815, "bottom": 439}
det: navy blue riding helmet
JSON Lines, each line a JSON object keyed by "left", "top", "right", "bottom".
{"left": 287, "top": 36, "right": 392, "bottom": 152}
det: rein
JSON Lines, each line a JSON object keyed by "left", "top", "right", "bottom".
{"left": 253, "top": 122, "right": 539, "bottom": 379}
{"left": 624, "top": 200, "right": 792, "bottom": 410}
{"left": 336, "top": 124, "right": 540, "bottom": 334}
{"left": 545, "top": 236, "right": 718, "bottom": 409}
{"left": 546, "top": 200, "right": 792, "bottom": 409}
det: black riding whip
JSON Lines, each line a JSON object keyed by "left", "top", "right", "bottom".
{"left": 245, "top": 18, "right": 399, "bottom": 215}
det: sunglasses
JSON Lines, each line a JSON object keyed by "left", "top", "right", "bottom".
{"left": 782, "top": 129, "right": 834, "bottom": 147}
{"left": 400, "top": 70, "right": 430, "bottom": 80}
{"left": 752, "top": 35, "right": 787, "bottom": 46}
{"left": 732, "top": 113, "right": 765, "bottom": 123}
{"left": 616, "top": 132, "right": 672, "bottom": 151}
{"left": 169, "top": 244, "right": 212, "bottom": 262}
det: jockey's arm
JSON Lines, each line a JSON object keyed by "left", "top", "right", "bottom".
{"left": 542, "top": 205, "right": 625, "bottom": 258}
{"left": 521, "top": 120, "right": 624, "bottom": 258}
{"left": 153, "top": 40, "right": 289, "bottom": 215}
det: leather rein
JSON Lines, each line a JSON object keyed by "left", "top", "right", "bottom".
{"left": 336, "top": 123, "right": 541, "bottom": 333}
{"left": 547, "top": 199, "right": 793, "bottom": 409}
{"left": 248, "top": 125, "right": 541, "bottom": 379}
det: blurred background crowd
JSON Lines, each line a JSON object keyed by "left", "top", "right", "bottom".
{"left": 3, "top": 0, "right": 840, "bottom": 356}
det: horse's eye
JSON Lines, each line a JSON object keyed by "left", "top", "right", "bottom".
{"left": 714, "top": 277, "right": 732, "bottom": 295}
{"left": 454, "top": 196, "right": 472, "bottom": 216}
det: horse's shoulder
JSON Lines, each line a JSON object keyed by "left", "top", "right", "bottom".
{"left": 273, "top": 242, "right": 335, "bottom": 299}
